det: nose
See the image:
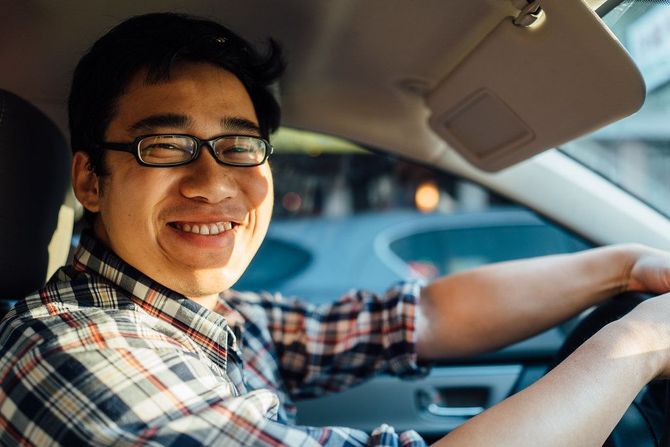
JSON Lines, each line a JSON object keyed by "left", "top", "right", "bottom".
{"left": 179, "top": 145, "right": 239, "bottom": 203}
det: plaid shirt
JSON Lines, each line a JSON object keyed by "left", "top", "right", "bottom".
{"left": 0, "top": 232, "right": 428, "bottom": 446}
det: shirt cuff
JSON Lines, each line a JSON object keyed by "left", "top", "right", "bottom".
{"left": 369, "top": 424, "right": 427, "bottom": 446}
{"left": 382, "top": 281, "right": 431, "bottom": 380}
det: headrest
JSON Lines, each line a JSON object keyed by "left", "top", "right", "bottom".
{"left": 0, "top": 89, "right": 72, "bottom": 299}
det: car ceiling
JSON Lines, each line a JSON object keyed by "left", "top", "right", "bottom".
{"left": 2, "top": 0, "right": 608, "bottom": 161}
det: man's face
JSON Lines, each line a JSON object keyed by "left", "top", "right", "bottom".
{"left": 77, "top": 62, "right": 273, "bottom": 300}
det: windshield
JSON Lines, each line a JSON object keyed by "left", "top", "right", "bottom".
{"left": 233, "top": 128, "right": 589, "bottom": 300}
{"left": 561, "top": 0, "right": 670, "bottom": 218}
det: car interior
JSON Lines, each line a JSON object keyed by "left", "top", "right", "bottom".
{"left": 3, "top": 0, "right": 670, "bottom": 444}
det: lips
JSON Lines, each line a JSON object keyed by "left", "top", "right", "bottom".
{"left": 169, "top": 221, "right": 235, "bottom": 235}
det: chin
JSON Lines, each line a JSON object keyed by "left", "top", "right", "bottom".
{"left": 178, "top": 270, "right": 243, "bottom": 296}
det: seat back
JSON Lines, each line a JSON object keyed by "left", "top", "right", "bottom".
{"left": 0, "top": 89, "right": 73, "bottom": 313}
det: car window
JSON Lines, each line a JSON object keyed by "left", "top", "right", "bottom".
{"left": 561, "top": 1, "right": 670, "bottom": 218}
{"left": 236, "top": 128, "right": 591, "bottom": 302}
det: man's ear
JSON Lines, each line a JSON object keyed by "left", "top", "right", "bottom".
{"left": 72, "top": 151, "right": 101, "bottom": 213}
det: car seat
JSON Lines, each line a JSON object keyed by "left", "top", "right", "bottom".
{"left": 0, "top": 89, "right": 74, "bottom": 318}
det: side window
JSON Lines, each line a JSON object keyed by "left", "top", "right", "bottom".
{"left": 235, "top": 129, "right": 591, "bottom": 302}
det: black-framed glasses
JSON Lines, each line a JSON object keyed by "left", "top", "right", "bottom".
{"left": 95, "top": 134, "right": 273, "bottom": 167}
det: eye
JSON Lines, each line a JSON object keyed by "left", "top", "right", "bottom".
{"left": 139, "top": 136, "right": 193, "bottom": 164}
{"left": 220, "top": 145, "right": 258, "bottom": 161}
{"left": 143, "top": 143, "right": 188, "bottom": 157}
{"left": 225, "top": 146, "right": 254, "bottom": 153}
{"left": 145, "top": 142, "right": 182, "bottom": 151}
{"left": 213, "top": 137, "right": 266, "bottom": 165}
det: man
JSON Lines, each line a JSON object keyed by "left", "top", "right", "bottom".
{"left": 1, "top": 12, "right": 670, "bottom": 446}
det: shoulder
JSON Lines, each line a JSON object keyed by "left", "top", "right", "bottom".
{"left": 0, "top": 270, "right": 179, "bottom": 375}
{"left": 8, "top": 265, "right": 136, "bottom": 319}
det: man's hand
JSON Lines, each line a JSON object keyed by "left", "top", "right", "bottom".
{"left": 626, "top": 244, "right": 670, "bottom": 294}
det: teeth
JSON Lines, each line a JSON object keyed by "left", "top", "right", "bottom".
{"left": 174, "top": 222, "right": 235, "bottom": 236}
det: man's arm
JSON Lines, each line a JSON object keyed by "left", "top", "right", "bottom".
{"left": 416, "top": 243, "right": 670, "bottom": 359}
{"left": 434, "top": 293, "right": 670, "bottom": 446}
{"left": 237, "top": 285, "right": 426, "bottom": 400}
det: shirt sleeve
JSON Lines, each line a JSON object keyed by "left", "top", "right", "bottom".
{"left": 0, "top": 312, "right": 427, "bottom": 447}
{"left": 255, "top": 281, "right": 430, "bottom": 400}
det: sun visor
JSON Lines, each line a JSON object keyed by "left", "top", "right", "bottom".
{"left": 427, "top": 0, "right": 645, "bottom": 172}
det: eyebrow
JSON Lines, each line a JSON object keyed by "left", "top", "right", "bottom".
{"left": 222, "top": 117, "right": 261, "bottom": 135}
{"left": 127, "top": 114, "right": 261, "bottom": 135}
{"left": 128, "top": 114, "right": 191, "bottom": 133}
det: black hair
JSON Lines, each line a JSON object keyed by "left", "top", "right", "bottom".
{"left": 68, "top": 12, "right": 284, "bottom": 169}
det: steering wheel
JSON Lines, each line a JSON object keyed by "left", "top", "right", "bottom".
{"left": 548, "top": 292, "right": 668, "bottom": 447}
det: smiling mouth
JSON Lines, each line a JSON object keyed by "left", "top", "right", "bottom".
{"left": 169, "top": 221, "right": 236, "bottom": 235}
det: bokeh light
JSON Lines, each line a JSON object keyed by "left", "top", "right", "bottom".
{"left": 282, "top": 192, "right": 302, "bottom": 212}
{"left": 415, "top": 181, "right": 439, "bottom": 213}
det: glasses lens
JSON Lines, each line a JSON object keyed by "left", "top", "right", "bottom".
{"left": 213, "top": 136, "right": 268, "bottom": 166}
{"left": 138, "top": 135, "right": 196, "bottom": 165}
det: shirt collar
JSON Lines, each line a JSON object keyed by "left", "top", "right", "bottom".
{"left": 73, "top": 230, "right": 235, "bottom": 371}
